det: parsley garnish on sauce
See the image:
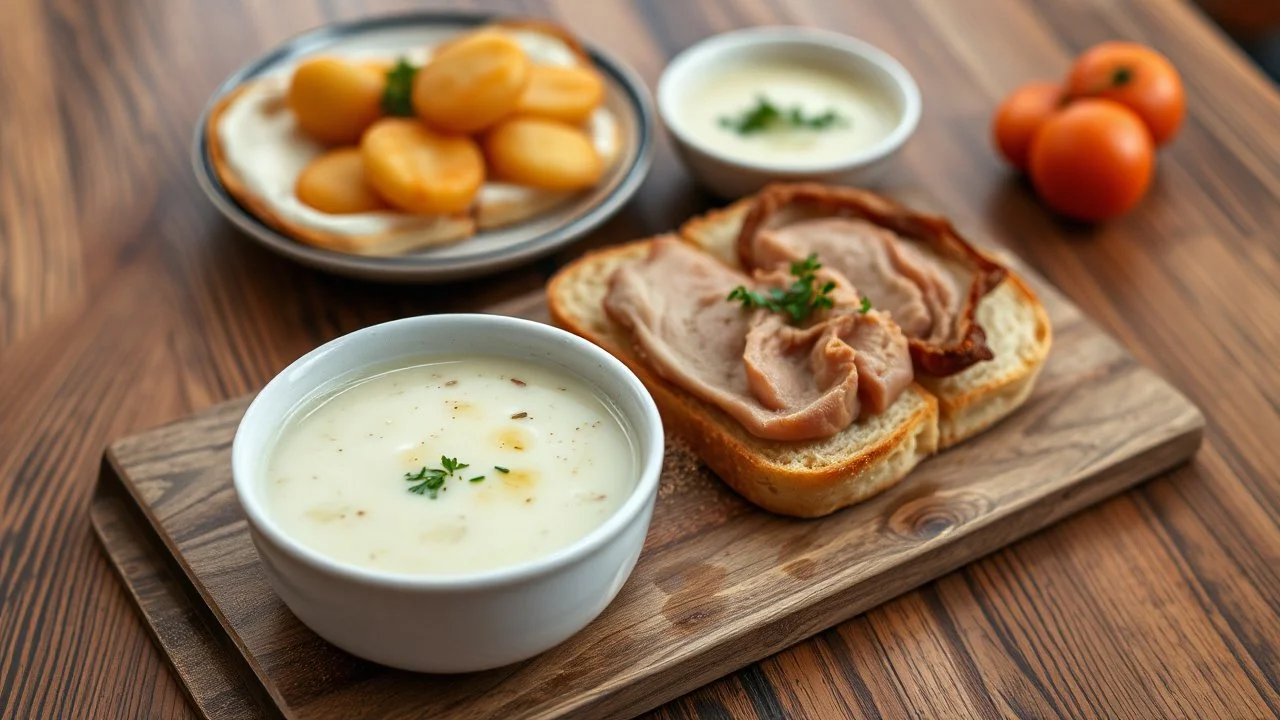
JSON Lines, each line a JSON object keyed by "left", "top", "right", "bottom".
{"left": 718, "top": 96, "right": 849, "bottom": 136}
{"left": 382, "top": 59, "right": 419, "bottom": 117}
{"left": 405, "top": 456, "right": 469, "bottom": 498}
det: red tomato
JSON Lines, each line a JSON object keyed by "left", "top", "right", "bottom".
{"left": 1029, "top": 99, "right": 1154, "bottom": 222}
{"left": 993, "top": 81, "right": 1063, "bottom": 171}
{"left": 1066, "top": 41, "right": 1185, "bottom": 146}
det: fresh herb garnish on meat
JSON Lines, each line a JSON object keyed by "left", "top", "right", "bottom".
{"left": 382, "top": 59, "right": 420, "bottom": 117}
{"left": 859, "top": 296, "right": 872, "bottom": 314}
{"left": 727, "top": 254, "right": 838, "bottom": 323}
{"left": 718, "top": 96, "right": 849, "bottom": 136}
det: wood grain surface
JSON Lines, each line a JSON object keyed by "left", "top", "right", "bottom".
{"left": 89, "top": 268, "right": 1201, "bottom": 719}
{"left": 2, "top": 0, "right": 1279, "bottom": 718}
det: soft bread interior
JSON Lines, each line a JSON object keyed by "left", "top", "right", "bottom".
{"left": 548, "top": 238, "right": 939, "bottom": 517}
{"left": 680, "top": 199, "right": 754, "bottom": 266}
{"left": 918, "top": 273, "right": 1050, "bottom": 447}
{"left": 679, "top": 199, "right": 1051, "bottom": 448}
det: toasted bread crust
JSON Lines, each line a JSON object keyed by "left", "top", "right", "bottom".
{"left": 207, "top": 13, "right": 612, "bottom": 256}
{"left": 678, "top": 198, "right": 755, "bottom": 266}
{"left": 736, "top": 183, "right": 1008, "bottom": 377}
{"left": 488, "top": 18, "right": 592, "bottom": 64}
{"left": 550, "top": 192, "right": 1051, "bottom": 514}
{"left": 679, "top": 192, "right": 1051, "bottom": 450}
{"left": 547, "top": 238, "right": 939, "bottom": 517}
{"left": 474, "top": 188, "right": 573, "bottom": 230}
{"left": 206, "top": 83, "right": 476, "bottom": 255}
{"left": 921, "top": 272, "right": 1052, "bottom": 448}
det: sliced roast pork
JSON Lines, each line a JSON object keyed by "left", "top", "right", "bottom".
{"left": 603, "top": 238, "right": 913, "bottom": 442}
{"left": 737, "top": 184, "right": 1007, "bottom": 376}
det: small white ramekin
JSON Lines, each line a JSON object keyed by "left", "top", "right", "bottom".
{"left": 657, "top": 27, "right": 922, "bottom": 198}
{"left": 231, "top": 314, "right": 664, "bottom": 673}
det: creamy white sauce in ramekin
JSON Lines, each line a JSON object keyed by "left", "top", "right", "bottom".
{"left": 675, "top": 58, "right": 898, "bottom": 169}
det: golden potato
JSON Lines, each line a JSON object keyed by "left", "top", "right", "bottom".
{"left": 428, "top": 27, "right": 482, "bottom": 58}
{"left": 516, "top": 65, "right": 605, "bottom": 125}
{"left": 484, "top": 117, "right": 603, "bottom": 190}
{"left": 287, "top": 57, "right": 385, "bottom": 145}
{"left": 361, "top": 118, "right": 485, "bottom": 215}
{"left": 295, "top": 148, "right": 389, "bottom": 215}
{"left": 358, "top": 58, "right": 395, "bottom": 77}
{"left": 411, "top": 32, "right": 530, "bottom": 134}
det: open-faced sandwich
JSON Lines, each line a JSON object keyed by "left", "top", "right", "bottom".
{"left": 548, "top": 184, "right": 1052, "bottom": 517}
{"left": 207, "top": 20, "right": 620, "bottom": 256}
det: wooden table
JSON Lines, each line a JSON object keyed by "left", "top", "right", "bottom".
{"left": 2, "top": 0, "right": 1278, "bottom": 717}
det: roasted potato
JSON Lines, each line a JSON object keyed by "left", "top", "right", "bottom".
{"left": 411, "top": 32, "right": 530, "bottom": 134}
{"left": 516, "top": 65, "right": 605, "bottom": 125}
{"left": 286, "top": 57, "right": 385, "bottom": 145}
{"left": 358, "top": 58, "right": 396, "bottom": 77}
{"left": 484, "top": 117, "right": 603, "bottom": 190}
{"left": 295, "top": 148, "right": 389, "bottom": 215}
{"left": 361, "top": 118, "right": 485, "bottom": 215}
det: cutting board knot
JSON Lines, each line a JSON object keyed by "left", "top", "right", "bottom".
{"left": 887, "top": 490, "right": 991, "bottom": 542}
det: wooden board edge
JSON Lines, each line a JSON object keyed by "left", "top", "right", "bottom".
{"left": 556, "top": 420, "right": 1205, "bottom": 720}
{"left": 101, "top": 444, "right": 301, "bottom": 714}
{"left": 90, "top": 458, "right": 281, "bottom": 720}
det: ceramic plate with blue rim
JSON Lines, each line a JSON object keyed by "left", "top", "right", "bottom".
{"left": 193, "top": 12, "right": 654, "bottom": 283}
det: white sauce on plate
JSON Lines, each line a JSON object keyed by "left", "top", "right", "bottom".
{"left": 264, "top": 356, "right": 637, "bottom": 576}
{"left": 676, "top": 59, "right": 898, "bottom": 168}
{"left": 215, "top": 31, "right": 618, "bottom": 239}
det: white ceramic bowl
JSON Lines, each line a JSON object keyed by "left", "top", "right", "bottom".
{"left": 657, "top": 27, "right": 921, "bottom": 198}
{"left": 231, "top": 315, "right": 664, "bottom": 673}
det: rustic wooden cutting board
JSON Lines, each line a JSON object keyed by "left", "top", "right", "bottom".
{"left": 91, "top": 261, "right": 1204, "bottom": 720}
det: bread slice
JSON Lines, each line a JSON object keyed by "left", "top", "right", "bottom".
{"left": 206, "top": 84, "right": 477, "bottom": 256}
{"left": 680, "top": 198, "right": 1051, "bottom": 449}
{"left": 475, "top": 186, "right": 575, "bottom": 230}
{"left": 547, "top": 237, "right": 939, "bottom": 518}
{"left": 917, "top": 273, "right": 1049, "bottom": 447}
{"left": 207, "top": 18, "right": 616, "bottom": 256}
{"left": 680, "top": 198, "right": 755, "bottom": 266}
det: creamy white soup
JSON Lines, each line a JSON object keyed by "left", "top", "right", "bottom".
{"left": 263, "top": 356, "right": 637, "bottom": 576}
{"left": 676, "top": 58, "right": 898, "bottom": 168}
